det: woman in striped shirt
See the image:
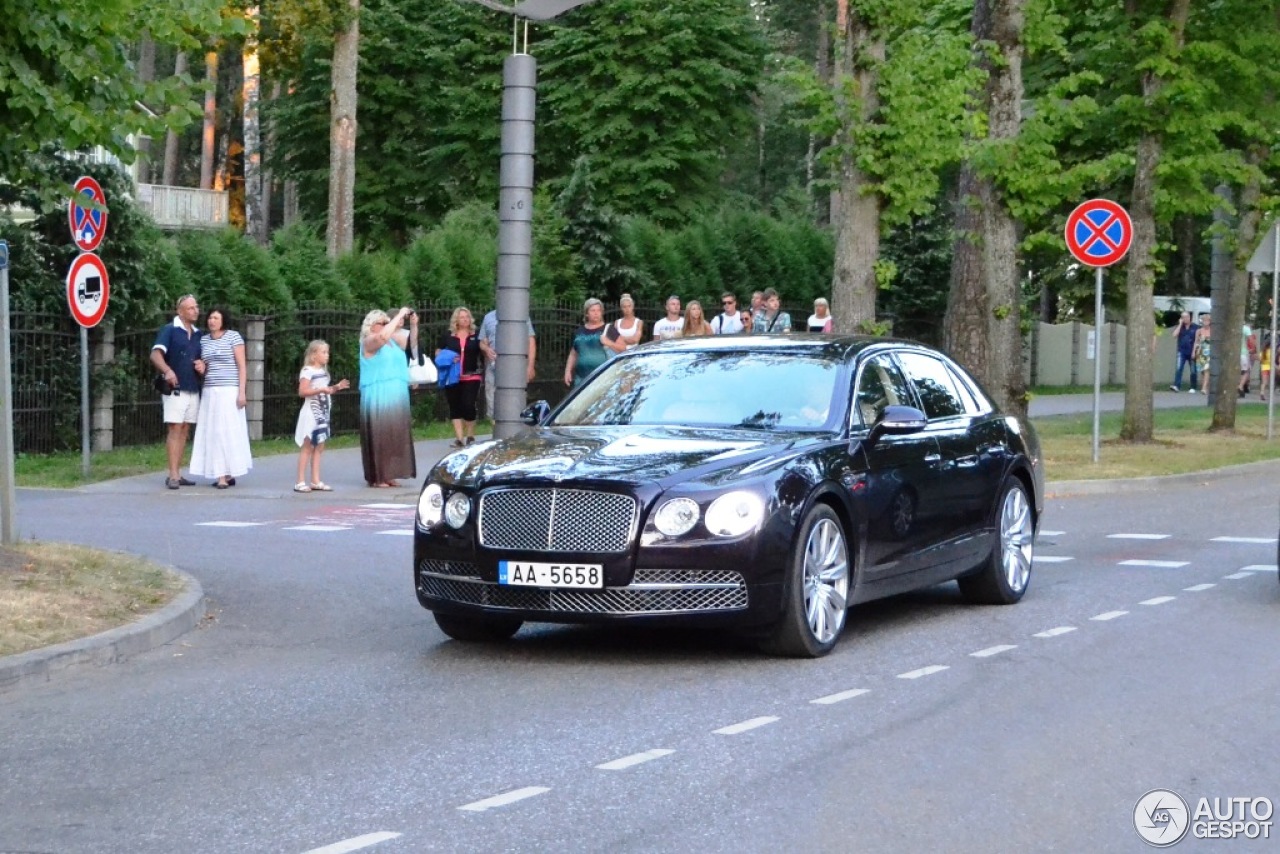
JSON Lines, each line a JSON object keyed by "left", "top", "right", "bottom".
{"left": 189, "top": 306, "right": 253, "bottom": 488}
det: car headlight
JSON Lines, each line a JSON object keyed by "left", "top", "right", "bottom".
{"left": 444, "top": 492, "right": 471, "bottom": 529}
{"left": 654, "top": 497, "right": 700, "bottom": 537}
{"left": 418, "top": 483, "right": 444, "bottom": 527}
{"left": 704, "top": 491, "right": 765, "bottom": 537}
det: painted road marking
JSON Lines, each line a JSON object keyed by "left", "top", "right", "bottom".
{"left": 1223, "top": 572, "right": 1254, "bottom": 580}
{"left": 897, "top": 665, "right": 949, "bottom": 679}
{"left": 301, "top": 832, "right": 402, "bottom": 854}
{"left": 970, "top": 645, "right": 1017, "bottom": 658}
{"left": 811, "top": 688, "right": 870, "bottom": 705}
{"left": 596, "top": 749, "right": 675, "bottom": 770}
{"left": 1108, "top": 533, "right": 1170, "bottom": 540}
{"left": 376, "top": 529, "right": 413, "bottom": 536}
{"left": 1239, "top": 564, "right": 1278, "bottom": 572}
{"left": 714, "top": 716, "right": 779, "bottom": 735}
{"left": 457, "top": 787, "right": 550, "bottom": 812}
{"left": 1139, "top": 596, "right": 1176, "bottom": 605}
{"left": 1183, "top": 583, "right": 1216, "bottom": 592}
{"left": 1033, "top": 556, "right": 1074, "bottom": 563}
{"left": 1033, "top": 627, "right": 1077, "bottom": 638}
{"left": 1038, "top": 530, "right": 1066, "bottom": 537}
{"left": 284, "top": 525, "right": 351, "bottom": 532}
{"left": 1211, "top": 537, "right": 1276, "bottom": 544}
{"left": 1119, "top": 560, "right": 1188, "bottom": 568}
{"left": 197, "top": 521, "right": 267, "bottom": 528}
{"left": 362, "top": 503, "right": 414, "bottom": 510}
{"left": 1090, "top": 611, "right": 1128, "bottom": 621}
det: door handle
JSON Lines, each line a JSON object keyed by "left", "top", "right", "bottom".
{"left": 923, "top": 453, "right": 942, "bottom": 465}
{"left": 956, "top": 454, "right": 979, "bottom": 468}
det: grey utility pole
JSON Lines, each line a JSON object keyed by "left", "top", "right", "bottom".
{"left": 462, "top": 0, "right": 603, "bottom": 440}
{"left": 0, "top": 239, "right": 15, "bottom": 543}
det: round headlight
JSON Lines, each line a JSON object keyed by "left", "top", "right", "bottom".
{"left": 418, "top": 483, "right": 444, "bottom": 527}
{"left": 444, "top": 492, "right": 471, "bottom": 529}
{"left": 654, "top": 497, "right": 700, "bottom": 537}
{"left": 705, "top": 491, "right": 765, "bottom": 537}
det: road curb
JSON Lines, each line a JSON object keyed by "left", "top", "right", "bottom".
{"left": 0, "top": 566, "right": 205, "bottom": 694}
{"left": 1046, "top": 456, "right": 1280, "bottom": 498}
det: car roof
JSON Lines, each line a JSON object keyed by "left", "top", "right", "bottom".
{"left": 631, "top": 333, "right": 927, "bottom": 360}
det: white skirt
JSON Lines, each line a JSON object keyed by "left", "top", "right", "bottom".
{"left": 189, "top": 386, "right": 254, "bottom": 478}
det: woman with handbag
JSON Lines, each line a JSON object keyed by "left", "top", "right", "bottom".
{"left": 436, "top": 306, "right": 485, "bottom": 448}
{"left": 359, "top": 307, "right": 418, "bottom": 488}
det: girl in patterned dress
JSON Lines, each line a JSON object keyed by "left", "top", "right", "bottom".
{"left": 294, "top": 340, "right": 349, "bottom": 492}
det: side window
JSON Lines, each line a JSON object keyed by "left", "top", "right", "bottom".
{"left": 897, "top": 352, "right": 966, "bottom": 420}
{"left": 947, "top": 365, "right": 992, "bottom": 415}
{"left": 854, "top": 355, "right": 914, "bottom": 427}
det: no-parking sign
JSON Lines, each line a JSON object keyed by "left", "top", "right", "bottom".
{"left": 1065, "top": 199, "right": 1132, "bottom": 268}
{"left": 68, "top": 176, "right": 108, "bottom": 253}
{"left": 66, "top": 252, "right": 110, "bottom": 328}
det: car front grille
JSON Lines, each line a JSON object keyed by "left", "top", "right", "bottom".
{"left": 417, "top": 560, "right": 747, "bottom": 614}
{"left": 477, "top": 488, "right": 638, "bottom": 553}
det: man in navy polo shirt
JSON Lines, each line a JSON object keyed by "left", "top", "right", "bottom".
{"left": 149, "top": 294, "right": 203, "bottom": 489}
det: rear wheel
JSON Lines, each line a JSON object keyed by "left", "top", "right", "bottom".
{"left": 433, "top": 612, "right": 523, "bottom": 642}
{"left": 958, "top": 478, "right": 1033, "bottom": 605}
{"left": 760, "top": 504, "right": 850, "bottom": 658}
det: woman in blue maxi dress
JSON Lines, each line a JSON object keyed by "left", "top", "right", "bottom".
{"left": 359, "top": 307, "right": 418, "bottom": 487}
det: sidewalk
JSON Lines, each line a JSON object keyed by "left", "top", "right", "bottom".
{"left": 1027, "top": 388, "right": 1212, "bottom": 418}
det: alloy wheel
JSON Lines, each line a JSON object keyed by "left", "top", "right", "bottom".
{"left": 803, "top": 517, "right": 849, "bottom": 644}
{"left": 1000, "top": 486, "right": 1034, "bottom": 593}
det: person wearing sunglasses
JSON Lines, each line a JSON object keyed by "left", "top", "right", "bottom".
{"left": 711, "top": 292, "right": 750, "bottom": 335}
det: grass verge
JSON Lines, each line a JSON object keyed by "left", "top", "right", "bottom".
{"left": 0, "top": 542, "right": 184, "bottom": 657}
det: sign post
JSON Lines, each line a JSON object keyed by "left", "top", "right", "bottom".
{"left": 67, "top": 177, "right": 109, "bottom": 478}
{"left": 0, "top": 239, "right": 15, "bottom": 544}
{"left": 1065, "top": 199, "right": 1134, "bottom": 463}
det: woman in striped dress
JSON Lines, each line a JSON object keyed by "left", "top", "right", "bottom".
{"left": 189, "top": 307, "right": 252, "bottom": 488}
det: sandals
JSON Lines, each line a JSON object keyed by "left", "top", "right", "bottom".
{"left": 293, "top": 482, "right": 312, "bottom": 493}
{"left": 310, "top": 482, "right": 333, "bottom": 492}
{"left": 450, "top": 439, "right": 465, "bottom": 448}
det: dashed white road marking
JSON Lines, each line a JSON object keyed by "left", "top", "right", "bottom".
{"left": 1239, "top": 564, "right": 1278, "bottom": 572}
{"left": 1033, "top": 556, "right": 1074, "bottom": 563}
{"left": 1184, "top": 583, "right": 1216, "bottom": 592}
{"left": 302, "top": 832, "right": 402, "bottom": 854}
{"left": 376, "top": 529, "right": 413, "bottom": 536}
{"left": 458, "top": 787, "right": 550, "bottom": 812}
{"left": 1211, "top": 537, "right": 1276, "bottom": 544}
{"left": 1033, "top": 627, "right": 1077, "bottom": 638}
{"left": 1119, "top": 560, "right": 1189, "bottom": 568}
{"left": 1108, "top": 533, "right": 1170, "bottom": 540}
{"left": 897, "top": 665, "right": 949, "bottom": 680}
{"left": 713, "top": 716, "right": 779, "bottom": 735}
{"left": 197, "top": 521, "right": 267, "bottom": 527}
{"left": 1223, "top": 572, "right": 1254, "bottom": 580}
{"left": 1090, "top": 611, "right": 1128, "bottom": 621}
{"left": 361, "top": 503, "right": 414, "bottom": 510}
{"left": 1038, "top": 530, "right": 1066, "bottom": 537}
{"left": 283, "top": 524, "right": 352, "bottom": 532}
{"left": 596, "top": 749, "right": 675, "bottom": 770}
{"left": 811, "top": 688, "right": 870, "bottom": 705}
{"left": 1139, "top": 596, "right": 1176, "bottom": 605}
{"left": 970, "top": 645, "right": 1017, "bottom": 658}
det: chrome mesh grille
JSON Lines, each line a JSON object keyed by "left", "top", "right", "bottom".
{"left": 478, "top": 488, "right": 638, "bottom": 553}
{"left": 416, "top": 566, "right": 747, "bottom": 614}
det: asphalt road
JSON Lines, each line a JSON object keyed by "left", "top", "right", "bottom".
{"left": 2, "top": 428, "right": 1278, "bottom": 853}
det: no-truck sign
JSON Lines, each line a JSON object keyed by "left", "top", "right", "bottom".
{"left": 66, "top": 252, "right": 110, "bottom": 328}
{"left": 1065, "top": 199, "right": 1133, "bottom": 268}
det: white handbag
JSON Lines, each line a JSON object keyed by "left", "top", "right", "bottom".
{"left": 408, "top": 347, "right": 438, "bottom": 386}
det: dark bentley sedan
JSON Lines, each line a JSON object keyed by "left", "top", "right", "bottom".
{"left": 414, "top": 335, "right": 1044, "bottom": 657}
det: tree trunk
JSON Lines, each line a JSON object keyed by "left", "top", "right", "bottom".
{"left": 829, "top": 7, "right": 883, "bottom": 332}
{"left": 135, "top": 36, "right": 155, "bottom": 184}
{"left": 163, "top": 51, "right": 188, "bottom": 186}
{"left": 243, "top": 7, "right": 264, "bottom": 244}
{"left": 327, "top": 0, "right": 360, "bottom": 258}
{"left": 283, "top": 181, "right": 299, "bottom": 227}
{"left": 944, "top": 168, "right": 989, "bottom": 373}
{"left": 1120, "top": 0, "right": 1190, "bottom": 442}
{"left": 200, "top": 50, "right": 218, "bottom": 190}
{"left": 1211, "top": 171, "right": 1263, "bottom": 429}
{"left": 262, "top": 80, "right": 281, "bottom": 242}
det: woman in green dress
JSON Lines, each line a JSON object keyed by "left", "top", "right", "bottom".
{"left": 359, "top": 307, "right": 418, "bottom": 487}
{"left": 563, "top": 297, "right": 609, "bottom": 387}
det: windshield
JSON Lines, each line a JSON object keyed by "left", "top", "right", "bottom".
{"left": 551, "top": 350, "right": 844, "bottom": 431}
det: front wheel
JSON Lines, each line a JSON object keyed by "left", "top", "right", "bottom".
{"left": 958, "top": 477, "right": 1034, "bottom": 605}
{"left": 760, "top": 504, "right": 850, "bottom": 658}
{"left": 433, "top": 612, "right": 523, "bottom": 642}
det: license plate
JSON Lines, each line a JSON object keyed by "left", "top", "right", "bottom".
{"left": 498, "top": 561, "right": 604, "bottom": 589}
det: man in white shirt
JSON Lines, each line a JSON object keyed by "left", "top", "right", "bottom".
{"left": 651, "top": 295, "right": 683, "bottom": 341}
{"left": 477, "top": 309, "right": 537, "bottom": 420}
{"left": 711, "top": 292, "right": 750, "bottom": 334}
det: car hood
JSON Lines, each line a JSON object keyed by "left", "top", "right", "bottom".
{"left": 437, "top": 426, "right": 807, "bottom": 487}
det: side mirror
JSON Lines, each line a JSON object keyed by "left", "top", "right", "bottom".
{"left": 520, "top": 400, "right": 552, "bottom": 426}
{"left": 867, "top": 405, "right": 927, "bottom": 445}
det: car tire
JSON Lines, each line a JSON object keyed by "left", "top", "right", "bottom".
{"left": 433, "top": 612, "right": 523, "bottom": 642}
{"left": 760, "top": 503, "right": 850, "bottom": 658}
{"left": 958, "top": 477, "right": 1034, "bottom": 605}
